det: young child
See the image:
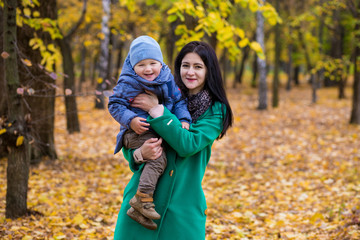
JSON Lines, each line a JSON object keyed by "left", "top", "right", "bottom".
{"left": 108, "top": 36, "right": 191, "bottom": 229}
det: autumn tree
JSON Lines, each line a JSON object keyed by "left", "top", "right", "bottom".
{"left": 0, "top": 7, "right": 7, "bottom": 157}
{"left": 95, "top": 0, "right": 110, "bottom": 109}
{"left": 17, "top": 0, "right": 59, "bottom": 163}
{"left": 57, "top": 0, "right": 87, "bottom": 133}
{"left": 272, "top": 0, "right": 280, "bottom": 108}
{"left": 256, "top": 0, "right": 267, "bottom": 110}
{"left": 3, "top": 0, "right": 30, "bottom": 219}
{"left": 347, "top": 0, "right": 360, "bottom": 124}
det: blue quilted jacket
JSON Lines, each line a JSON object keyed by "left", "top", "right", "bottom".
{"left": 108, "top": 54, "right": 191, "bottom": 154}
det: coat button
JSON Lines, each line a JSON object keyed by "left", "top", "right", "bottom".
{"left": 169, "top": 170, "right": 174, "bottom": 176}
{"left": 204, "top": 209, "right": 208, "bottom": 215}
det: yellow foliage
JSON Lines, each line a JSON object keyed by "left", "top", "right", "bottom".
{"left": 250, "top": 41, "right": 265, "bottom": 59}
{"left": 1, "top": 70, "right": 359, "bottom": 239}
{"left": 238, "top": 38, "right": 249, "bottom": 48}
{"left": 97, "top": 32, "right": 105, "bottom": 40}
{"left": 72, "top": 214, "right": 84, "bottom": 225}
{"left": 16, "top": 136, "right": 24, "bottom": 147}
{"left": 248, "top": 0, "right": 259, "bottom": 12}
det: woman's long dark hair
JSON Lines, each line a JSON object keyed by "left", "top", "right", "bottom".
{"left": 174, "top": 41, "right": 233, "bottom": 139}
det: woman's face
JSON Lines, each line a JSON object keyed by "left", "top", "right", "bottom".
{"left": 180, "top": 52, "right": 207, "bottom": 95}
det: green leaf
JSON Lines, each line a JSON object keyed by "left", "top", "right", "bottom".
{"left": 167, "top": 14, "right": 178, "bottom": 23}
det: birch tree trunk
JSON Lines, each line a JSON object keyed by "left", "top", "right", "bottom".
{"left": 4, "top": 0, "right": 30, "bottom": 219}
{"left": 257, "top": 1, "right": 267, "bottom": 110}
{"left": 95, "top": 0, "right": 111, "bottom": 109}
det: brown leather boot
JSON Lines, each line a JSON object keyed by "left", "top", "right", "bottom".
{"left": 127, "top": 207, "right": 157, "bottom": 230}
{"left": 129, "top": 191, "right": 161, "bottom": 220}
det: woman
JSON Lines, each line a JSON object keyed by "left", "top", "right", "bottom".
{"left": 113, "top": 41, "right": 233, "bottom": 239}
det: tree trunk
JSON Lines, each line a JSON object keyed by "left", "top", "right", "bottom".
{"left": 4, "top": 0, "right": 30, "bottom": 219}
{"left": 256, "top": 3, "right": 267, "bottom": 110}
{"left": 294, "top": 65, "right": 300, "bottom": 85}
{"left": 272, "top": 0, "right": 280, "bottom": 108}
{"left": 56, "top": 0, "right": 87, "bottom": 133}
{"left": 286, "top": 40, "right": 293, "bottom": 91}
{"left": 0, "top": 7, "right": 8, "bottom": 158}
{"left": 58, "top": 37, "right": 80, "bottom": 133}
{"left": 78, "top": 44, "right": 87, "bottom": 93}
{"left": 251, "top": 54, "right": 258, "bottom": 88}
{"left": 220, "top": 48, "right": 228, "bottom": 87}
{"left": 95, "top": 0, "right": 111, "bottom": 109}
{"left": 17, "top": 0, "right": 58, "bottom": 163}
{"left": 286, "top": 0, "right": 294, "bottom": 91}
{"left": 91, "top": 53, "right": 99, "bottom": 87}
{"left": 350, "top": 4, "right": 360, "bottom": 124}
{"left": 298, "top": 28, "right": 316, "bottom": 103}
{"left": 108, "top": 31, "right": 116, "bottom": 83}
{"left": 166, "top": 20, "right": 179, "bottom": 69}
{"left": 114, "top": 42, "right": 124, "bottom": 80}
{"left": 333, "top": 10, "right": 346, "bottom": 99}
{"left": 233, "top": 45, "right": 250, "bottom": 88}
{"left": 0, "top": 7, "right": 6, "bottom": 118}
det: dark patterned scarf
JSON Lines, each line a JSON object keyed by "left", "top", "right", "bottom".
{"left": 187, "top": 89, "right": 212, "bottom": 123}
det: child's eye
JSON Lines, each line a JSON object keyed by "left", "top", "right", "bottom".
{"left": 181, "top": 64, "right": 189, "bottom": 68}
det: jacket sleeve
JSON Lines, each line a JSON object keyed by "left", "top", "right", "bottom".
{"left": 168, "top": 80, "right": 191, "bottom": 123}
{"left": 108, "top": 81, "right": 140, "bottom": 129}
{"left": 147, "top": 102, "right": 223, "bottom": 158}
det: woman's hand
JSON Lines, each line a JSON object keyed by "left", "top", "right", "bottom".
{"left": 141, "top": 138, "right": 163, "bottom": 160}
{"left": 131, "top": 90, "right": 159, "bottom": 112}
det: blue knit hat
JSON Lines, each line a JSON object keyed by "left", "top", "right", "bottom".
{"left": 129, "top": 36, "right": 163, "bottom": 68}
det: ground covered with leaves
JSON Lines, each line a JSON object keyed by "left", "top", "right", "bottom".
{"left": 1, "top": 86, "right": 360, "bottom": 239}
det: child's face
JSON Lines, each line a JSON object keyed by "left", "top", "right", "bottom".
{"left": 134, "top": 59, "right": 162, "bottom": 81}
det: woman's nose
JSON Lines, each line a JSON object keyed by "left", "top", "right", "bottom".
{"left": 187, "top": 67, "right": 195, "bottom": 75}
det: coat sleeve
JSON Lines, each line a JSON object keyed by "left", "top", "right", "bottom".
{"left": 147, "top": 102, "right": 224, "bottom": 158}
{"left": 108, "top": 81, "right": 140, "bottom": 129}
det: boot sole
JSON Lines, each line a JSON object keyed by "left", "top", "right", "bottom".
{"left": 127, "top": 208, "right": 157, "bottom": 230}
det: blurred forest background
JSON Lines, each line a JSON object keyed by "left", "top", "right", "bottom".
{"left": 0, "top": 0, "right": 360, "bottom": 239}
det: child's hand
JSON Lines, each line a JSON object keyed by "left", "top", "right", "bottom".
{"left": 130, "top": 117, "right": 150, "bottom": 134}
{"left": 181, "top": 122, "right": 190, "bottom": 130}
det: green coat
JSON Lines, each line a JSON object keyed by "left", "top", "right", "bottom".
{"left": 113, "top": 101, "right": 224, "bottom": 240}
